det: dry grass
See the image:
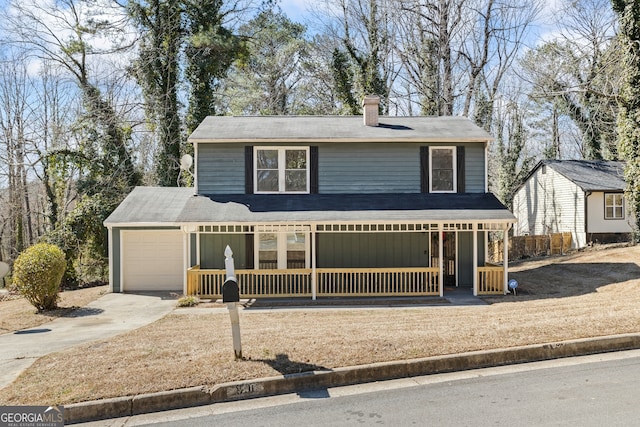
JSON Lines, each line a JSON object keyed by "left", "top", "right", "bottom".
{"left": 1, "top": 245, "right": 640, "bottom": 406}
{"left": 0, "top": 286, "right": 109, "bottom": 334}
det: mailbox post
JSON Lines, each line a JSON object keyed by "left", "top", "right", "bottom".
{"left": 223, "top": 245, "right": 242, "bottom": 359}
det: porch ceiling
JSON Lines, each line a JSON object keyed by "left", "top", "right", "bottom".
{"left": 104, "top": 187, "right": 516, "bottom": 227}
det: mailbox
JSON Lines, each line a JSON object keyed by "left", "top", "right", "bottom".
{"left": 222, "top": 278, "right": 240, "bottom": 303}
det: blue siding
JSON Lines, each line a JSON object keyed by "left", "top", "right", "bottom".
{"left": 317, "top": 233, "right": 429, "bottom": 267}
{"left": 200, "top": 234, "right": 249, "bottom": 269}
{"left": 319, "top": 143, "right": 420, "bottom": 193}
{"left": 195, "top": 142, "right": 486, "bottom": 194}
{"left": 111, "top": 228, "right": 121, "bottom": 292}
{"left": 197, "top": 143, "right": 245, "bottom": 194}
{"left": 463, "top": 143, "right": 485, "bottom": 193}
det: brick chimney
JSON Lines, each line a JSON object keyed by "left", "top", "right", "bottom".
{"left": 362, "top": 95, "right": 380, "bottom": 127}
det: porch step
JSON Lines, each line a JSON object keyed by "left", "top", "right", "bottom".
{"left": 444, "top": 287, "right": 488, "bottom": 306}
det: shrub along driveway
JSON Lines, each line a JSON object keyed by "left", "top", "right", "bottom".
{"left": 0, "top": 244, "right": 639, "bottom": 406}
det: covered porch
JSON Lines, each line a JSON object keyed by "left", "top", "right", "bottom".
{"left": 183, "top": 221, "right": 511, "bottom": 299}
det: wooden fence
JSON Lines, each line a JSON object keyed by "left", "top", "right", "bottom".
{"left": 489, "top": 232, "right": 572, "bottom": 263}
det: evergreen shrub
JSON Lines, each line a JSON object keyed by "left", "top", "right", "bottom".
{"left": 13, "top": 243, "right": 66, "bottom": 311}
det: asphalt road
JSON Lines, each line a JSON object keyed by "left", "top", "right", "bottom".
{"left": 87, "top": 349, "right": 640, "bottom": 427}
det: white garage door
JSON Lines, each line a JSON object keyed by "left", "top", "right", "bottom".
{"left": 122, "top": 230, "right": 183, "bottom": 292}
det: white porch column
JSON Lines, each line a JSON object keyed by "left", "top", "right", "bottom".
{"left": 311, "top": 226, "right": 317, "bottom": 300}
{"left": 473, "top": 224, "right": 478, "bottom": 297}
{"left": 503, "top": 226, "right": 510, "bottom": 295}
{"left": 439, "top": 228, "right": 444, "bottom": 297}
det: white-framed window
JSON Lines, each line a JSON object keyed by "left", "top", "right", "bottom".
{"left": 254, "top": 147, "right": 309, "bottom": 193}
{"left": 429, "top": 146, "right": 456, "bottom": 193}
{"left": 605, "top": 193, "right": 624, "bottom": 219}
{"left": 256, "top": 230, "right": 309, "bottom": 269}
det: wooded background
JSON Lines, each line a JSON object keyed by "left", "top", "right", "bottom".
{"left": 1, "top": 0, "right": 639, "bottom": 286}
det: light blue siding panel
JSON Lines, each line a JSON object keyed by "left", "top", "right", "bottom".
{"left": 197, "top": 144, "right": 245, "bottom": 194}
{"left": 319, "top": 143, "right": 420, "bottom": 193}
{"left": 464, "top": 143, "right": 485, "bottom": 193}
{"left": 195, "top": 142, "right": 486, "bottom": 195}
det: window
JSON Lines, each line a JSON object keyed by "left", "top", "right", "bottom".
{"left": 429, "top": 147, "right": 456, "bottom": 193}
{"left": 256, "top": 231, "right": 309, "bottom": 269}
{"left": 605, "top": 193, "right": 624, "bottom": 219}
{"left": 255, "top": 147, "right": 309, "bottom": 193}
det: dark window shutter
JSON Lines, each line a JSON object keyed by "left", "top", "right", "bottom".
{"left": 245, "top": 234, "right": 254, "bottom": 269}
{"left": 457, "top": 146, "right": 465, "bottom": 193}
{"left": 245, "top": 146, "right": 253, "bottom": 194}
{"left": 310, "top": 146, "right": 319, "bottom": 194}
{"left": 420, "top": 146, "right": 429, "bottom": 193}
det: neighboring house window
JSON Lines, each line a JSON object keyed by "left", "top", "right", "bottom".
{"left": 605, "top": 193, "right": 624, "bottom": 219}
{"left": 429, "top": 147, "right": 457, "bottom": 193}
{"left": 254, "top": 147, "right": 309, "bottom": 193}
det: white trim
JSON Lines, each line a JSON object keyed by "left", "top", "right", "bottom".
{"left": 429, "top": 146, "right": 457, "bottom": 193}
{"left": 107, "top": 219, "right": 516, "bottom": 230}
{"left": 604, "top": 192, "right": 625, "bottom": 220}
{"left": 193, "top": 142, "right": 199, "bottom": 193}
{"left": 108, "top": 228, "right": 114, "bottom": 293}
{"left": 254, "top": 146, "right": 310, "bottom": 194}
{"left": 183, "top": 231, "right": 189, "bottom": 295}
{"left": 484, "top": 142, "right": 488, "bottom": 193}
{"left": 118, "top": 231, "right": 124, "bottom": 294}
{"left": 254, "top": 228, "right": 311, "bottom": 270}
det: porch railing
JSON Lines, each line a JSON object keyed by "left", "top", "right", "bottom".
{"left": 316, "top": 267, "right": 440, "bottom": 296}
{"left": 187, "top": 266, "right": 440, "bottom": 298}
{"left": 477, "top": 265, "right": 505, "bottom": 294}
{"left": 187, "top": 266, "right": 312, "bottom": 298}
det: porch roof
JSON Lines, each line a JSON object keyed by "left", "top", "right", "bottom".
{"left": 104, "top": 187, "right": 516, "bottom": 227}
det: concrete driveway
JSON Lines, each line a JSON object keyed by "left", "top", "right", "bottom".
{"left": 0, "top": 292, "right": 176, "bottom": 389}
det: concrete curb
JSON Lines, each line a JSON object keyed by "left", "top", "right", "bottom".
{"left": 64, "top": 332, "right": 640, "bottom": 424}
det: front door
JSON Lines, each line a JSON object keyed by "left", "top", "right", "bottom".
{"left": 431, "top": 232, "right": 456, "bottom": 287}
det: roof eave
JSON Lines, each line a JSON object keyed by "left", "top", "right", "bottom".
{"left": 188, "top": 137, "right": 493, "bottom": 144}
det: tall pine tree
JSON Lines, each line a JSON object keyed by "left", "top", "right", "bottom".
{"left": 611, "top": 0, "right": 640, "bottom": 240}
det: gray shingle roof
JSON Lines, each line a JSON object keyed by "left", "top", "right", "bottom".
{"left": 544, "top": 160, "right": 626, "bottom": 191}
{"left": 104, "top": 187, "right": 515, "bottom": 226}
{"left": 188, "top": 116, "right": 493, "bottom": 143}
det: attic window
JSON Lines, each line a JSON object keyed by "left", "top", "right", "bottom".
{"left": 605, "top": 193, "right": 624, "bottom": 219}
{"left": 254, "top": 147, "right": 309, "bottom": 193}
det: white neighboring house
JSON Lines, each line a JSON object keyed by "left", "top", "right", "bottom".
{"left": 512, "top": 160, "right": 634, "bottom": 249}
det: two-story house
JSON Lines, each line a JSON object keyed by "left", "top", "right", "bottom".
{"left": 104, "top": 96, "right": 516, "bottom": 298}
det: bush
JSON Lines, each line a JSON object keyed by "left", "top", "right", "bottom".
{"left": 13, "top": 243, "right": 66, "bottom": 312}
{"left": 176, "top": 295, "right": 200, "bottom": 307}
